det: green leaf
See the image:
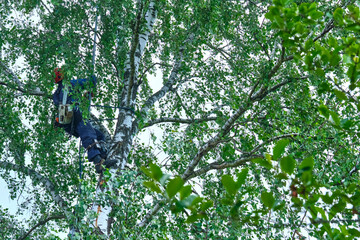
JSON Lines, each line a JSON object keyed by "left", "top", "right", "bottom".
{"left": 275, "top": 172, "right": 288, "bottom": 180}
{"left": 200, "top": 200, "right": 213, "bottom": 211}
{"left": 321, "top": 194, "right": 333, "bottom": 204}
{"left": 159, "top": 174, "right": 171, "bottom": 186}
{"left": 347, "top": 64, "right": 357, "bottom": 83}
{"left": 315, "top": 68, "right": 325, "bottom": 77}
{"left": 305, "top": 54, "right": 313, "bottom": 68}
{"left": 192, "top": 196, "right": 203, "bottom": 206}
{"left": 333, "top": 89, "right": 348, "bottom": 101}
{"left": 348, "top": 228, "right": 360, "bottom": 237}
{"left": 318, "top": 105, "right": 329, "bottom": 119}
{"left": 261, "top": 191, "right": 275, "bottom": 209}
{"left": 273, "top": 139, "right": 290, "bottom": 160}
{"left": 273, "top": 201, "right": 285, "bottom": 211}
{"left": 299, "top": 156, "right": 314, "bottom": 171}
{"left": 140, "top": 166, "right": 152, "bottom": 179}
{"left": 301, "top": 171, "right": 312, "bottom": 184}
{"left": 329, "top": 111, "right": 340, "bottom": 126}
{"left": 221, "top": 174, "right": 238, "bottom": 195}
{"left": 343, "top": 54, "right": 352, "bottom": 64}
{"left": 280, "top": 156, "right": 296, "bottom": 174}
{"left": 316, "top": 207, "right": 327, "bottom": 220}
{"left": 252, "top": 158, "right": 273, "bottom": 169}
{"left": 185, "top": 214, "right": 199, "bottom": 223}
{"left": 333, "top": 8, "right": 344, "bottom": 24}
{"left": 166, "top": 176, "right": 184, "bottom": 199}
{"left": 180, "top": 185, "right": 192, "bottom": 200}
{"left": 330, "top": 200, "right": 346, "bottom": 220}
{"left": 309, "top": 10, "right": 323, "bottom": 20}
{"left": 304, "top": 39, "right": 313, "bottom": 51}
{"left": 236, "top": 168, "right": 248, "bottom": 187}
{"left": 149, "top": 163, "right": 163, "bottom": 181}
{"left": 143, "top": 181, "right": 162, "bottom": 194}
{"left": 181, "top": 195, "right": 197, "bottom": 208}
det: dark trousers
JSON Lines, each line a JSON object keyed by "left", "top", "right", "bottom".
{"left": 60, "top": 110, "right": 105, "bottom": 161}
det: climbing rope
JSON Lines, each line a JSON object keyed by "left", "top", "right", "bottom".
{"left": 80, "top": 4, "right": 99, "bottom": 179}
{"left": 91, "top": 104, "right": 136, "bottom": 114}
{"left": 71, "top": 6, "right": 99, "bottom": 235}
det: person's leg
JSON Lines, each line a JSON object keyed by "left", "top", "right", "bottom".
{"left": 76, "top": 120, "right": 102, "bottom": 161}
{"left": 94, "top": 128, "right": 105, "bottom": 141}
{"left": 74, "top": 111, "right": 116, "bottom": 173}
{"left": 94, "top": 128, "right": 107, "bottom": 158}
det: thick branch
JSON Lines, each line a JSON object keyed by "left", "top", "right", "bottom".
{"left": 0, "top": 161, "right": 68, "bottom": 211}
{"left": 137, "top": 202, "right": 163, "bottom": 227}
{"left": 313, "top": 19, "right": 334, "bottom": 42}
{"left": 127, "top": 1, "right": 144, "bottom": 105}
{"left": 0, "top": 60, "right": 45, "bottom": 96}
{"left": 312, "top": 0, "right": 355, "bottom": 42}
{"left": 17, "top": 215, "right": 65, "bottom": 240}
{"left": 140, "top": 33, "right": 195, "bottom": 116}
{"left": 181, "top": 103, "right": 252, "bottom": 181}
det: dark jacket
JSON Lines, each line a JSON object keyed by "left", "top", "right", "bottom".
{"left": 52, "top": 76, "right": 97, "bottom": 106}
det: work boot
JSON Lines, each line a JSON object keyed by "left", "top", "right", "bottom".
{"left": 92, "top": 155, "right": 117, "bottom": 174}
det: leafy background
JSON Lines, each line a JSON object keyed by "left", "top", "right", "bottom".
{"left": 0, "top": 0, "right": 359, "bottom": 239}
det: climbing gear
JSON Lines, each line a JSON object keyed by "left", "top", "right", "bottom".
{"left": 91, "top": 104, "right": 136, "bottom": 114}
{"left": 87, "top": 140, "right": 116, "bottom": 174}
{"left": 58, "top": 86, "right": 74, "bottom": 124}
{"left": 54, "top": 68, "right": 64, "bottom": 83}
{"left": 94, "top": 158, "right": 117, "bottom": 174}
{"left": 86, "top": 139, "right": 102, "bottom": 155}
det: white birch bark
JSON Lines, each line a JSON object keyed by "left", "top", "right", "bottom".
{"left": 91, "top": 1, "right": 157, "bottom": 235}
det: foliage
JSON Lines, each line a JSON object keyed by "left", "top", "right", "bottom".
{"left": 0, "top": 0, "right": 359, "bottom": 239}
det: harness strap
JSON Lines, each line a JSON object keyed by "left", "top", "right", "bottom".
{"left": 62, "top": 86, "right": 68, "bottom": 105}
{"left": 85, "top": 141, "right": 100, "bottom": 152}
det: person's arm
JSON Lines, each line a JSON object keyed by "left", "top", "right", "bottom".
{"left": 70, "top": 75, "right": 97, "bottom": 87}
{"left": 52, "top": 84, "right": 62, "bottom": 106}
{"left": 71, "top": 76, "right": 97, "bottom": 99}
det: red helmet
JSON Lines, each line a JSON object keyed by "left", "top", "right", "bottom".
{"left": 54, "top": 68, "right": 64, "bottom": 83}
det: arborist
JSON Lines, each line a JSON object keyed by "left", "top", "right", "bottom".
{"left": 52, "top": 67, "right": 116, "bottom": 173}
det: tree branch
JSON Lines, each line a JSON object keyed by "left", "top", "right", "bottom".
{"left": 181, "top": 105, "right": 249, "bottom": 180}
{"left": 247, "top": 133, "right": 299, "bottom": 155}
{"left": 126, "top": 1, "right": 144, "bottom": 105}
{"left": 137, "top": 202, "right": 163, "bottom": 227}
{"left": 0, "top": 60, "right": 45, "bottom": 96}
{"left": 138, "top": 62, "right": 172, "bottom": 85}
{"left": 143, "top": 116, "right": 217, "bottom": 128}
{"left": 252, "top": 33, "right": 270, "bottom": 60}
{"left": 182, "top": 43, "right": 294, "bottom": 184}
{"left": 140, "top": 32, "right": 195, "bottom": 117}
{"left": 312, "top": 0, "right": 355, "bottom": 42}
{"left": 0, "top": 161, "right": 68, "bottom": 211}
{"left": 184, "top": 155, "right": 263, "bottom": 181}
{"left": 17, "top": 214, "right": 65, "bottom": 240}
{"left": 313, "top": 19, "right": 334, "bottom": 42}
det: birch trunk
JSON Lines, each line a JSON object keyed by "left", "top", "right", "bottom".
{"left": 91, "top": 1, "right": 157, "bottom": 235}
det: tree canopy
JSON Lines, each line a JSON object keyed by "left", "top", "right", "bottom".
{"left": 0, "top": 0, "right": 359, "bottom": 239}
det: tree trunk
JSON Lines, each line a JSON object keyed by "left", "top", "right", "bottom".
{"left": 91, "top": 1, "right": 157, "bottom": 234}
